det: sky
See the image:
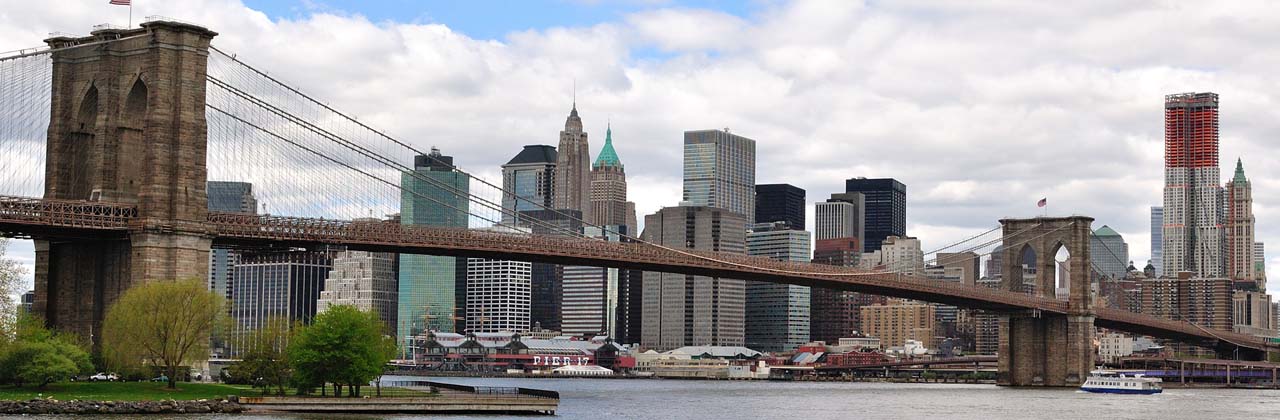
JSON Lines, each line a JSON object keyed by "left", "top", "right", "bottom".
{"left": 2, "top": 0, "right": 1280, "bottom": 298}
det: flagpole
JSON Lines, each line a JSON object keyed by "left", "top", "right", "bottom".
{"left": 129, "top": 3, "right": 133, "bottom": 28}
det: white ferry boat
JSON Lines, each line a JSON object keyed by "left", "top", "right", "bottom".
{"left": 1080, "top": 370, "right": 1162, "bottom": 394}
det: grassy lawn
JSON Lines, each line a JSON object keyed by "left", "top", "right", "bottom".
{"left": 0, "top": 382, "right": 243, "bottom": 401}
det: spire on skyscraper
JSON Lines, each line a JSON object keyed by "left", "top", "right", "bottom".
{"left": 1233, "top": 157, "right": 1247, "bottom": 183}
{"left": 565, "top": 101, "right": 582, "bottom": 132}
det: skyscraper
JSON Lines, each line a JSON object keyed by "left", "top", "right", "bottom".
{"left": 584, "top": 127, "right": 640, "bottom": 340}
{"left": 641, "top": 206, "right": 748, "bottom": 351}
{"left": 755, "top": 184, "right": 806, "bottom": 230}
{"left": 811, "top": 192, "right": 877, "bottom": 344}
{"left": 1254, "top": 242, "right": 1266, "bottom": 284}
{"left": 1162, "top": 92, "right": 1222, "bottom": 277}
{"left": 206, "top": 181, "right": 257, "bottom": 303}
{"left": 467, "top": 226, "right": 533, "bottom": 333}
{"left": 1150, "top": 206, "right": 1163, "bottom": 278}
{"left": 844, "top": 178, "right": 906, "bottom": 252}
{"left": 230, "top": 250, "right": 333, "bottom": 357}
{"left": 318, "top": 250, "right": 398, "bottom": 334}
{"left": 207, "top": 181, "right": 259, "bottom": 213}
{"left": 206, "top": 181, "right": 257, "bottom": 357}
{"left": 589, "top": 124, "right": 635, "bottom": 229}
{"left": 745, "top": 222, "right": 812, "bottom": 352}
{"left": 518, "top": 208, "right": 584, "bottom": 332}
{"left": 399, "top": 148, "right": 470, "bottom": 349}
{"left": 1090, "top": 225, "right": 1130, "bottom": 280}
{"left": 502, "top": 145, "right": 558, "bottom": 222}
{"left": 554, "top": 104, "right": 591, "bottom": 220}
{"left": 682, "top": 129, "right": 757, "bottom": 222}
{"left": 816, "top": 193, "right": 865, "bottom": 242}
{"left": 562, "top": 226, "right": 628, "bottom": 337}
{"left": 1225, "top": 159, "right": 1258, "bottom": 286}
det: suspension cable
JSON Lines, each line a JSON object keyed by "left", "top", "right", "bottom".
{"left": 206, "top": 76, "right": 584, "bottom": 238}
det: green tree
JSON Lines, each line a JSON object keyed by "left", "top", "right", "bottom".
{"left": 288, "top": 305, "right": 395, "bottom": 397}
{"left": 0, "top": 238, "right": 27, "bottom": 340}
{"left": 0, "top": 313, "right": 92, "bottom": 388}
{"left": 102, "top": 279, "right": 224, "bottom": 389}
{"left": 228, "top": 317, "right": 293, "bottom": 396}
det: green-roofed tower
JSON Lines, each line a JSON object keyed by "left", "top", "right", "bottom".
{"left": 594, "top": 124, "right": 623, "bottom": 170}
{"left": 1226, "top": 157, "right": 1260, "bottom": 286}
{"left": 1233, "top": 157, "right": 1248, "bottom": 184}
{"left": 588, "top": 123, "right": 636, "bottom": 230}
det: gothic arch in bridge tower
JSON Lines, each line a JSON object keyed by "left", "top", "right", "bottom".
{"left": 61, "top": 83, "right": 99, "bottom": 200}
{"left": 1015, "top": 244, "right": 1035, "bottom": 294}
{"left": 116, "top": 77, "right": 148, "bottom": 201}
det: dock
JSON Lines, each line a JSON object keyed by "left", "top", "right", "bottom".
{"left": 240, "top": 380, "right": 558, "bottom": 415}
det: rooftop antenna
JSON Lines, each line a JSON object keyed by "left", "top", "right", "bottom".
{"left": 572, "top": 79, "right": 577, "bottom": 109}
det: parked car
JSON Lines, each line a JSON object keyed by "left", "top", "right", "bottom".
{"left": 151, "top": 374, "right": 169, "bottom": 382}
{"left": 89, "top": 372, "right": 118, "bottom": 382}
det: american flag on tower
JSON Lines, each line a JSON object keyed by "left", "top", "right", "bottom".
{"left": 109, "top": 0, "right": 131, "bottom": 5}
{"left": 1037, "top": 198, "right": 1047, "bottom": 208}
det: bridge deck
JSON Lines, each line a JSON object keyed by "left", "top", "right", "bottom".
{"left": 0, "top": 195, "right": 1272, "bottom": 352}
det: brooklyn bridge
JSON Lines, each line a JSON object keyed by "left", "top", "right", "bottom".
{"left": 0, "top": 19, "right": 1273, "bottom": 388}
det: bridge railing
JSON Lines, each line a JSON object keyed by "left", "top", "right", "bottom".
{"left": 208, "top": 212, "right": 1071, "bottom": 313}
{"left": 0, "top": 195, "right": 137, "bottom": 230}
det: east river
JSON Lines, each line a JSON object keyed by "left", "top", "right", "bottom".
{"left": 14, "top": 377, "right": 1280, "bottom": 419}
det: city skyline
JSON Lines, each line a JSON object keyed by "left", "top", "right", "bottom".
{"left": 2, "top": 1, "right": 1279, "bottom": 300}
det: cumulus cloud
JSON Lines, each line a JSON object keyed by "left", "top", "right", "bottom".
{"left": 3, "top": 0, "right": 1280, "bottom": 290}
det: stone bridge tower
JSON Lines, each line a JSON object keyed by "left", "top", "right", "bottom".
{"left": 997, "top": 216, "right": 1095, "bottom": 386}
{"left": 34, "top": 21, "right": 218, "bottom": 344}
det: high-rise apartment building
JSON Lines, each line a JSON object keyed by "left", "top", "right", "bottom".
{"left": 745, "top": 222, "right": 811, "bottom": 352}
{"left": 229, "top": 251, "right": 333, "bottom": 357}
{"left": 1162, "top": 92, "right": 1222, "bottom": 277}
{"left": 467, "top": 226, "right": 533, "bottom": 333}
{"left": 755, "top": 184, "right": 806, "bottom": 230}
{"left": 1090, "top": 225, "right": 1130, "bottom": 280}
{"left": 399, "top": 148, "right": 470, "bottom": 349}
{"left": 502, "top": 145, "right": 558, "bottom": 222}
{"left": 1150, "top": 207, "right": 1164, "bottom": 278}
{"left": 588, "top": 125, "right": 635, "bottom": 229}
{"left": 682, "top": 129, "right": 756, "bottom": 222}
{"left": 318, "top": 250, "right": 398, "bottom": 334}
{"left": 641, "top": 206, "right": 748, "bottom": 351}
{"left": 972, "top": 277, "right": 1002, "bottom": 354}
{"left": 844, "top": 178, "right": 906, "bottom": 252}
{"left": 862, "top": 236, "right": 924, "bottom": 276}
{"left": 861, "top": 300, "right": 936, "bottom": 349}
{"left": 554, "top": 104, "right": 591, "bottom": 220}
{"left": 1225, "top": 159, "right": 1258, "bottom": 287}
{"left": 1140, "top": 272, "right": 1231, "bottom": 331}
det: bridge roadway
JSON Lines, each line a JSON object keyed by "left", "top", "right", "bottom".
{"left": 1, "top": 195, "right": 1273, "bottom": 353}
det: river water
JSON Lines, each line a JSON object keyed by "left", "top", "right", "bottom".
{"left": 13, "top": 377, "right": 1280, "bottom": 419}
